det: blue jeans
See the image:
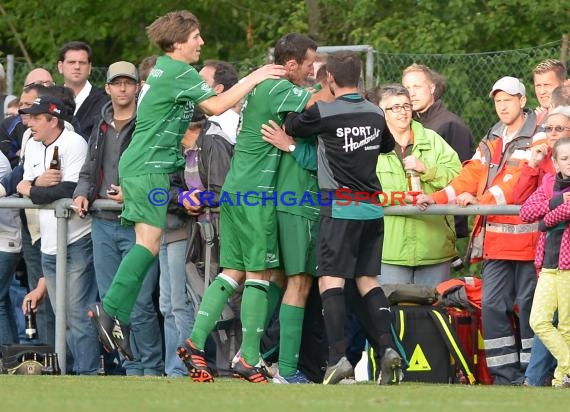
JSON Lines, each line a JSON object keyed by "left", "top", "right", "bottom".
{"left": 159, "top": 239, "right": 195, "bottom": 377}
{"left": 379, "top": 261, "right": 451, "bottom": 288}
{"left": 42, "top": 234, "right": 100, "bottom": 375}
{"left": 10, "top": 277, "right": 27, "bottom": 343}
{"left": 525, "top": 313, "right": 558, "bottom": 386}
{"left": 91, "top": 218, "right": 163, "bottom": 376}
{"left": 0, "top": 251, "right": 18, "bottom": 344}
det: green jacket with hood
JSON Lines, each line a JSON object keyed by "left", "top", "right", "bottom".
{"left": 376, "top": 120, "right": 461, "bottom": 266}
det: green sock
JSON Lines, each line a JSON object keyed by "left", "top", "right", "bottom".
{"left": 278, "top": 304, "right": 305, "bottom": 377}
{"left": 241, "top": 279, "right": 268, "bottom": 365}
{"left": 264, "top": 281, "right": 283, "bottom": 328}
{"left": 189, "top": 275, "right": 236, "bottom": 349}
{"left": 103, "top": 244, "right": 156, "bottom": 324}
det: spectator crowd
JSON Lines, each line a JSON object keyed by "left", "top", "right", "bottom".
{"left": 1, "top": 9, "right": 570, "bottom": 387}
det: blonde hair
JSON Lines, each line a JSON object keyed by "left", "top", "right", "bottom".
{"left": 146, "top": 11, "right": 200, "bottom": 52}
{"left": 403, "top": 63, "right": 434, "bottom": 81}
{"left": 533, "top": 59, "right": 566, "bottom": 82}
{"left": 402, "top": 63, "right": 446, "bottom": 100}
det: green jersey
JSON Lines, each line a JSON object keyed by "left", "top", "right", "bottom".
{"left": 222, "top": 79, "right": 311, "bottom": 196}
{"left": 119, "top": 55, "right": 216, "bottom": 178}
{"left": 276, "top": 137, "right": 320, "bottom": 221}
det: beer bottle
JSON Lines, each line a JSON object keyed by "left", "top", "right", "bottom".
{"left": 97, "top": 355, "right": 106, "bottom": 376}
{"left": 41, "top": 354, "right": 49, "bottom": 375}
{"left": 406, "top": 169, "right": 421, "bottom": 192}
{"left": 25, "top": 300, "right": 38, "bottom": 340}
{"left": 53, "top": 353, "right": 61, "bottom": 375}
{"left": 49, "top": 146, "right": 60, "bottom": 170}
{"left": 42, "top": 354, "right": 54, "bottom": 375}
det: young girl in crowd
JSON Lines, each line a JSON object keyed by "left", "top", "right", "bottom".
{"left": 520, "top": 137, "right": 570, "bottom": 388}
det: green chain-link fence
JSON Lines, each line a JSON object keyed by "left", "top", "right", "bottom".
{"left": 4, "top": 41, "right": 564, "bottom": 143}
{"left": 373, "top": 41, "right": 564, "bottom": 141}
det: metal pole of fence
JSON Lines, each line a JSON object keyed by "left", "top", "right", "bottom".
{"left": 366, "top": 46, "right": 374, "bottom": 90}
{"left": 6, "top": 55, "right": 15, "bottom": 95}
{"left": 54, "top": 199, "right": 70, "bottom": 375}
{"left": 0, "top": 197, "right": 524, "bottom": 376}
{"left": 383, "top": 204, "right": 521, "bottom": 216}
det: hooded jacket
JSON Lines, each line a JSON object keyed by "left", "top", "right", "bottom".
{"left": 377, "top": 120, "right": 461, "bottom": 266}
{"left": 73, "top": 100, "right": 135, "bottom": 220}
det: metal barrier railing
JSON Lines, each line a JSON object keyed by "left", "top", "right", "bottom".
{"left": 0, "top": 197, "right": 522, "bottom": 374}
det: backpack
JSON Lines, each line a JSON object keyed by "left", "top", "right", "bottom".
{"left": 445, "top": 307, "right": 493, "bottom": 384}
{"left": 385, "top": 305, "right": 476, "bottom": 384}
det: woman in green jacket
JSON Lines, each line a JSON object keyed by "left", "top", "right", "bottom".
{"left": 368, "top": 84, "right": 461, "bottom": 286}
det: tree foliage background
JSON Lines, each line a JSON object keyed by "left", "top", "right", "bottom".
{"left": 1, "top": 0, "right": 567, "bottom": 69}
{"left": 0, "top": 0, "right": 568, "bottom": 137}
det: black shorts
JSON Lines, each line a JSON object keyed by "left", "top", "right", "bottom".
{"left": 316, "top": 216, "right": 383, "bottom": 278}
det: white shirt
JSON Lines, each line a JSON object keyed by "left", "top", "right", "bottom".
{"left": 209, "top": 109, "right": 240, "bottom": 145}
{"left": 23, "top": 129, "right": 91, "bottom": 255}
{"left": 73, "top": 81, "right": 93, "bottom": 115}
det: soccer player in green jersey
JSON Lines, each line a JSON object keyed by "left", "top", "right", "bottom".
{"left": 178, "top": 33, "right": 328, "bottom": 383}
{"left": 87, "top": 10, "right": 284, "bottom": 361}
{"left": 259, "top": 66, "right": 335, "bottom": 383}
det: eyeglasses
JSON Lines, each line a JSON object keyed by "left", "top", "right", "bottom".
{"left": 542, "top": 125, "right": 570, "bottom": 133}
{"left": 385, "top": 104, "right": 413, "bottom": 113}
{"left": 108, "top": 79, "right": 138, "bottom": 87}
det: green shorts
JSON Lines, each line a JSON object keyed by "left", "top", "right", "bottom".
{"left": 119, "top": 174, "right": 170, "bottom": 229}
{"left": 278, "top": 211, "right": 318, "bottom": 277}
{"left": 219, "top": 192, "right": 279, "bottom": 271}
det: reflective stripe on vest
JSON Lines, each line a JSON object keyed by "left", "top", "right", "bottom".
{"left": 486, "top": 222, "right": 538, "bottom": 234}
{"left": 484, "top": 335, "right": 516, "bottom": 350}
{"left": 486, "top": 352, "right": 519, "bottom": 367}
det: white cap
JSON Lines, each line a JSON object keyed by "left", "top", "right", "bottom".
{"left": 489, "top": 76, "right": 526, "bottom": 98}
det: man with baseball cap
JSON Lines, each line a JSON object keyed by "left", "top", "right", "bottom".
{"left": 16, "top": 93, "right": 100, "bottom": 375}
{"left": 72, "top": 60, "right": 164, "bottom": 375}
{"left": 489, "top": 76, "right": 526, "bottom": 98}
{"left": 106, "top": 61, "right": 139, "bottom": 83}
{"left": 19, "top": 95, "right": 66, "bottom": 120}
{"left": 417, "top": 75, "right": 539, "bottom": 385}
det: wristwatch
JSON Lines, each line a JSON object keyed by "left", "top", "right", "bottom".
{"left": 288, "top": 144, "right": 296, "bottom": 153}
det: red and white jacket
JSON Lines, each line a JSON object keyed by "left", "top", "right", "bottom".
{"left": 432, "top": 110, "right": 539, "bottom": 262}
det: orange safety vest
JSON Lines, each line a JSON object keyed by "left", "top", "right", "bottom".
{"left": 432, "top": 116, "right": 539, "bottom": 262}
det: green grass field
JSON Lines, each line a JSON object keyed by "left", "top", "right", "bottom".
{"left": 1, "top": 376, "right": 568, "bottom": 412}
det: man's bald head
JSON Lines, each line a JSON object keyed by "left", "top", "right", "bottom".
{"left": 24, "top": 68, "right": 54, "bottom": 87}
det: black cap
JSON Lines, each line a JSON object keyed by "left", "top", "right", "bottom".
{"left": 19, "top": 96, "right": 66, "bottom": 119}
